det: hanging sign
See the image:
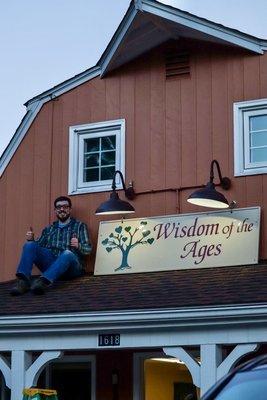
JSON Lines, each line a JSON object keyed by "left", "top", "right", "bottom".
{"left": 94, "top": 207, "right": 260, "bottom": 275}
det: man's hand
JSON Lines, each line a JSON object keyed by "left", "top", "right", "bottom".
{"left": 26, "top": 226, "right": 34, "bottom": 241}
{"left": 70, "top": 233, "right": 79, "bottom": 249}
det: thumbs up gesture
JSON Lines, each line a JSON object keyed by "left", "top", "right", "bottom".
{"left": 70, "top": 232, "right": 79, "bottom": 249}
{"left": 26, "top": 226, "right": 34, "bottom": 241}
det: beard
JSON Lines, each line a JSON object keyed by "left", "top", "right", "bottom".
{"left": 57, "top": 212, "right": 70, "bottom": 222}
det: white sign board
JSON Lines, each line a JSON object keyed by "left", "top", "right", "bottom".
{"left": 94, "top": 207, "right": 260, "bottom": 275}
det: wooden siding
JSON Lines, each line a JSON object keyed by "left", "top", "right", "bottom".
{"left": 1, "top": 39, "right": 267, "bottom": 282}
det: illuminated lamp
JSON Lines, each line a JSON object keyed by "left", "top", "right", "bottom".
{"left": 187, "top": 160, "right": 231, "bottom": 209}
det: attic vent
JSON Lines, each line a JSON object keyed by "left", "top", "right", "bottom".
{"left": 165, "top": 52, "right": 190, "bottom": 79}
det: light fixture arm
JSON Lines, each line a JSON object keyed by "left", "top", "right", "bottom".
{"left": 210, "top": 160, "right": 231, "bottom": 190}
{"left": 112, "top": 170, "right": 135, "bottom": 200}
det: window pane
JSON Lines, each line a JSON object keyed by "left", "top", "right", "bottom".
{"left": 84, "top": 138, "right": 100, "bottom": 153}
{"left": 101, "top": 136, "right": 116, "bottom": 151}
{"left": 251, "top": 131, "right": 267, "bottom": 147}
{"left": 84, "top": 154, "right": 99, "bottom": 168}
{"left": 84, "top": 168, "right": 99, "bottom": 182}
{"left": 251, "top": 147, "right": 267, "bottom": 163}
{"left": 101, "top": 151, "right": 116, "bottom": 166}
{"left": 250, "top": 115, "right": 267, "bottom": 131}
{"left": 101, "top": 166, "right": 115, "bottom": 180}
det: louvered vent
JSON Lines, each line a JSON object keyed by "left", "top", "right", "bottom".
{"left": 165, "top": 52, "right": 190, "bottom": 79}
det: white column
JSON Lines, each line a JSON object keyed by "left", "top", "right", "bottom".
{"left": 11, "top": 351, "right": 31, "bottom": 400}
{"left": 200, "top": 343, "right": 258, "bottom": 396}
{"left": 200, "top": 344, "right": 222, "bottom": 396}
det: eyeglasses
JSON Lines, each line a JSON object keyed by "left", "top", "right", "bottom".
{"left": 55, "top": 205, "right": 70, "bottom": 211}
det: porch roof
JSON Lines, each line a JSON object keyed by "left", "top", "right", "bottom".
{"left": 2, "top": 263, "right": 267, "bottom": 316}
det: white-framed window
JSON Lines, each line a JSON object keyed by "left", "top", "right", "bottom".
{"left": 37, "top": 354, "right": 96, "bottom": 400}
{"left": 69, "top": 119, "right": 125, "bottom": 194}
{"left": 234, "top": 99, "right": 267, "bottom": 176}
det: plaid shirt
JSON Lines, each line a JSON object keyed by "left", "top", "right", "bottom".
{"left": 37, "top": 218, "right": 92, "bottom": 264}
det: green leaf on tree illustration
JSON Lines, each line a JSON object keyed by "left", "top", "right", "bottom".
{"left": 142, "top": 230, "right": 151, "bottom": 237}
{"left": 101, "top": 220, "right": 155, "bottom": 271}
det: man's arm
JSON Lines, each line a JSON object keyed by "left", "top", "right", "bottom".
{"left": 78, "top": 223, "right": 92, "bottom": 255}
{"left": 71, "top": 223, "right": 92, "bottom": 255}
{"left": 36, "top": 227, "right": 48, "bottom": 247}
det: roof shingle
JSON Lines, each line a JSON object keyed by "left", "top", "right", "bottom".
{"left": 2, "top": 264, "right": 267, "bottom": 316}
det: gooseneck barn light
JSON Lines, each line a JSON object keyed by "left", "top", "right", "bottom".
{"left": 95, "top": 170, "right": 135, "bottom": 215}
{"left": 187, "top": 160, "right": 231, "bottom": 209}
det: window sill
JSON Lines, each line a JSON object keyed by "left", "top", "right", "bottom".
{"left": 68, "top": 184, "right": 123, "bottom": 196}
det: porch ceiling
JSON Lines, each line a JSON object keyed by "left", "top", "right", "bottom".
{"left": 2, "top": 263, "right": 267, "bottom": 316}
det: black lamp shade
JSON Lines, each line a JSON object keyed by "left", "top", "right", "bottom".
{"left": 95, "top": 191, "right": 135, "bottom": 215}
{"left": 187, "top": 182, "right": 229, "bottom": 209}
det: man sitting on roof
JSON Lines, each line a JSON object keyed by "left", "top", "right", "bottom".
{"left": 10, "top": 196, "right": 92, "bottom": 295}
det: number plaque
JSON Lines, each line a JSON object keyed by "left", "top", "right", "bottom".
{"left": 98, "top": 334, "right": 120, "bottom": 347}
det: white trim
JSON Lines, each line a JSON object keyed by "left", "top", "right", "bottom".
{"left": 0, "top": 101, "right": 42, "bottom": 177}
{"left": 0, "top": 305, "right": 265, "bottom": 352}
{"left": 1, "top": 304, "right": 267, "bottom": 333}
{"left": 100, "top": 6, "right": 138, "bottom": 77}
{"left": 234, "top": 98, "right": 267, "bottom": 176}
{"left": 25, "top": 66, "right": 101, "bottom": 108}
{"left": 68, "top": 119, "right": 125, "bottom": 195}
{"left": 200, "top": 344, "right": 221, "bottom": 395}
{"left": 11, "top": 350, "right": 31, "bottom": 400}
{"left": 134, "top": 0, "right": 143, "bottom": 11}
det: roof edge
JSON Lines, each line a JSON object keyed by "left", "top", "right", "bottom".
{"left": 98, "top": 2, "right": 138, "bottom": 76}
{"left": 25, "top": 65, "right": 101, "bottom": 107}
{"left": 0, "top": 303, "right": 267, "bottom": 334}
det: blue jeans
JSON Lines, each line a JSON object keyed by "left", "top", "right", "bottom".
{"left": 16, "top": 241, "right": 84, "bottom": 283}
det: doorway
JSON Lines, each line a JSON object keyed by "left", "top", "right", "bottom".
{"left": 38, "top": 355, "right": 96, "bottom": 400}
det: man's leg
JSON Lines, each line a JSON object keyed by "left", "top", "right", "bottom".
{"left": 11, "top": 242, "right": 56, "bottom": 296}
{"left": 42, "top": 250, "right": 83, "bottom": 282}
{"left": 31, "top": 250, "right": 83, "bottom": 294}
{"left": 16, "top": 241, "right": 56, "bottom": 279}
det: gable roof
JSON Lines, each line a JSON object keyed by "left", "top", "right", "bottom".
{"left": 1, "top": 0, "right": 267, "bottom": 177}
{"left": 99, "top": 0, "right": 267, "bottom": 77}
{"left": 2, "top": 264, "right": 267, "bottom": 317}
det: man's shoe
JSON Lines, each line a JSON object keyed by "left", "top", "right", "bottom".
{"left": 10, "top": 278, "right": 30, "bottom": 296}
{"left": 31, "top": 277, "right": 51, "bottom": 295}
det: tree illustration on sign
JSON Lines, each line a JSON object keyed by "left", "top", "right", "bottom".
{"left": 101, "top": 221, "right": 155, "bottom": 271}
